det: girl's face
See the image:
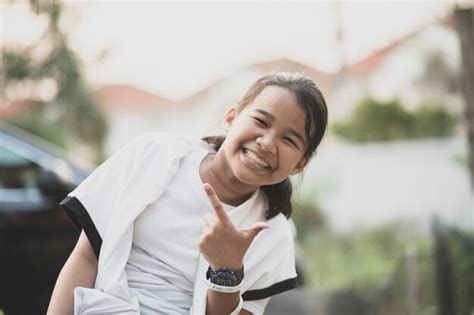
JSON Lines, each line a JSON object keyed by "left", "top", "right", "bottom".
{"left": 220, "top": 86, "right": 310, "bottom": 187}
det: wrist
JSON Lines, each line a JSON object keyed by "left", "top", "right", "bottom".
{"left": 210, "top": 262, "right": 243, "bottom": 271}
{"left": 206, "top": 265, "right": 244, "bottom": 288}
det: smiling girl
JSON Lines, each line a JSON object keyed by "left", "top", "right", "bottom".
{"left": 48, "top": 73, "right": 328, "bottom": 314}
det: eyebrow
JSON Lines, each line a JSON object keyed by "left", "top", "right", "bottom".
{"left": 254, "top": 109, "right": 306, "bottom": 145}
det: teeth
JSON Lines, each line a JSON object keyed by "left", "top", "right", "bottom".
{"left": 244, "top": 149, "right": 270, "bottom": 169}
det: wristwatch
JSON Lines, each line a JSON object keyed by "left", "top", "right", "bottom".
{"left": 206, "top": 265, "right": 244, "bottom": 286}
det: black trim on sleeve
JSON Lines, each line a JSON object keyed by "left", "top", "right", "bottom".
{"left": 60, "top": 196, "right": 102, "bottom": 259}
{"left": 242, "top": 277, "right": 299, "bottom": 301}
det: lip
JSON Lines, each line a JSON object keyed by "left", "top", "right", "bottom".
{"left": 240, "top": 147, "right": 273, "bottom": 172}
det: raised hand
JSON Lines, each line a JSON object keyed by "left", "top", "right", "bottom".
{"left": 198, "top": 183, "right": 269, "bottom": 271}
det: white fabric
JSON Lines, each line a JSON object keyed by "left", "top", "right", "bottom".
{"left": 125, "top": 145, "right": 235, "bottom": 313}
{"left": 67, "top": 132, "right": 297, "bottom": 314}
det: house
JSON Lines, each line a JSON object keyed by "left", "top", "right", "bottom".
{"left": 97, "top": 58, "right": 336, "bottom": 154}
{"left": 331, "top": 15, "right": 462, "bottom": 121}
{"left": 94, "top": 84, "right": 174, "bottom": 154}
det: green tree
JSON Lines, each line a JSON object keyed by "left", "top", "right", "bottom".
{"left": 411, "top": 104, "right": 458, "bottom": 138}
{"left": 332, "top": 97, "right": 413, "bottom": 142}
{"left": 415, "top": 50, "right": 459, "bottom": 96}
{"left": 332, "top": 96, "right": 457, "bottom": 143}
{"left": 1, "top": 0, "right": 108, "bottom": 162}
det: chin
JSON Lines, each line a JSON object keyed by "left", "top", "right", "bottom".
{"left": 234, "top": 169, "right": 281, "bottom": 187}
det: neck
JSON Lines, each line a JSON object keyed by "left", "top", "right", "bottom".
{"left": 200, "top": 153, "right": 257, "bottom": 207}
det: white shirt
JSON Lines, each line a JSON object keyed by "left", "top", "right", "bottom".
{"left": 125, "top": 144, "right": 236, "bottom": 313}
{"left": 61, "top": 132, "right": 298, "bottom": 315}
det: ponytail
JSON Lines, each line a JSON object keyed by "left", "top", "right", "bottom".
{"left": 202, "top": 136, "right": 293, "bottom": 220}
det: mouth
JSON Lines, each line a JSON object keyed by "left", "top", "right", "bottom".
{"left": 241, "top": 148, "right": 272, "bottom": 171}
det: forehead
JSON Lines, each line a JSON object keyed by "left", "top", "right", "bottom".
{"left": 245, "top": 86, "right": 307, "bottom": 130}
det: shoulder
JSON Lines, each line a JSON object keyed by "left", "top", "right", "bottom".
{"left": 127, "top": 132, "right": 208, "bottom": 153}
{"left": 242, "top": 213, "right": 298, "bottom": 300}
{"left": 129, "top": 131, "right": 189, "bottom": 146}
{"left": 249, "top": 212, "right": 295, "bottom": 255}
{"left": 266, "top": 213, "right": 294, "bottom": 241}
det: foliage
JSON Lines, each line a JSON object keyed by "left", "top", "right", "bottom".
{"left": 453, "top": 153, "right": 468, "bottom": 168}
{"left": 374, "top": 238, "right": 436, "bottom": 315}
{"left": 332, "top": 96, "right": 458, "bottom": 143}
{"left": 412, "top": 103, "right": 459, "bottom": 137}
{"left": 299, "top": 220, "right": 474, "bottom": 315}
{"left": 300, "top": 222, "right": 419, "bottom": 291}
{"left": 1, "top": 0, "right": 108, "bottom": 162}
{"left": 291, "top": 194, "right": 326, "bottom": 242}
{"left": 376, "top": 224, "right": 474, "bottom": 315}
{"left": 415, "top": 50, "right": 459, "bottom": 95}
{"left": 6, "top": 101, "right": 67, "bottom": 149}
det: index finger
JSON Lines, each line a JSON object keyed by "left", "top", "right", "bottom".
{"left": 203, "top": 183, "right": 231, "bottom": 226}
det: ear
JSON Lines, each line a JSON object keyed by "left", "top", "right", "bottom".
{"left": 290, "top": 156, "right": 310, "bottom": 175}
{"left": 224, "top": 107, "right": 237, "bottom": 131}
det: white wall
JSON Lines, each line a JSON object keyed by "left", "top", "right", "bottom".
{"left": 299, "top": 136, "right": 472, "bottom": 233}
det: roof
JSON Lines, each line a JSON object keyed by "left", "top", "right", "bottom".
{"left": 94, "top": 84, "right": 171, "bottom": 110}
{"left": 181, "top": 57, "right": 336, "bottom": 105}
{"left": 346, "top": 31, "right": 418, "bottom": 77}
{"left": 345, "top": 13, "right": 454, "bottom": 77}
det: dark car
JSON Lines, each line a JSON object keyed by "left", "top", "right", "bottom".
{"left": 0, "top": 122, "right": 93, "bottom": 315}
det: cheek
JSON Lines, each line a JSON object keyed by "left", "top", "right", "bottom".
{"left": 227, "top": 127, "right": 253, "bottom": 147}
{"left": 282, "top": 152, "right": 305, "bottom": 170}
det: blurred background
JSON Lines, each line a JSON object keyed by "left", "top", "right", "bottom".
{"left": 1, "top": 1, "right": 473, "bottom": 314}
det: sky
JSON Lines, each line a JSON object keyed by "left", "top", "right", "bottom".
{"left": 2, "top": 1, "right": 451, "bottom": 100}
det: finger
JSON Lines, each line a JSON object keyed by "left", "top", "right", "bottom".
{"left": 242, "top": 222, "right": 269, "bottom": 241}
{"left": 203, "top": 183, "right": 231, "bottom": 226}
{"left": 203, "top": 212, "right": 216, "bottom": 227}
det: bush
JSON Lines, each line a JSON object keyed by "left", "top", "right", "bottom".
{"left": 332, "top": 96, "right": 458, "bottom": 142}
{"left": 411, "top": 104, "right": 458, "bottom": 138}
{"left": 300, "top": 222, "right": 418, "bottom": 291}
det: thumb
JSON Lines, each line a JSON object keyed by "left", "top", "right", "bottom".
{"left": 243, "top": 222, "right": 269, "bottom": 241}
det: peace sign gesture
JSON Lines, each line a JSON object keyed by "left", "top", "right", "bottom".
{"left": 198, "top": 183, "right": 269, "bottom": 271}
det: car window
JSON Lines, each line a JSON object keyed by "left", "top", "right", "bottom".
{"left": 0, "top": 145, "right": 43, "bottom": 204}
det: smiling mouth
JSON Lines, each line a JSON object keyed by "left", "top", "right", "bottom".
{"left": 242, "top": 148, "right": 272, "bottom": 170}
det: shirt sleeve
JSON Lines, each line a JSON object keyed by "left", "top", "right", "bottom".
{"left": 242, "top": 297, "right": 271, "bottom": 315}
{"left": 240, "top": 214, "right": 299, "bottom": 311}
{"left": 59, "top": 133, "right": 163, "bottom": 258}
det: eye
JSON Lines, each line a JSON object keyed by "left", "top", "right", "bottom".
{"left": 252, "top": 117, "right": 268, "bottom": 127}
{"left": 283, "top": 137, "right": 298, "bottom": 148}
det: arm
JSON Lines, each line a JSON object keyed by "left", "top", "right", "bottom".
{"left": 206, "top": 290, "right": 242, "bottom": 314}
{"left": 206, "top": 291, "right": 253, "bottom": 314}
{"left": 200, "top": 184, "right": 268, "bottom": 315}
{"left": 47, "top": 230, "right": 98, "bottom": 315}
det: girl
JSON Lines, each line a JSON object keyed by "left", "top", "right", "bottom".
{"left": 48, "top": 73, "right": 328, "bottom": 315}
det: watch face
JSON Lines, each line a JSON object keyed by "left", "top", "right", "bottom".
{"left": 208, "top": 266, "right": 244, "bottom": 287}
{"left": 211, "top": 271, "right": 240, "bottom": 286}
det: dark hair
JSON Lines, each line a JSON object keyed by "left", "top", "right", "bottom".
{"left": 203, "top": 73, "right": 328, "bottom": 220}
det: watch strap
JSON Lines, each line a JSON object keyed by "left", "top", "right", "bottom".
{"left": 206, "top": 279, "right": 242, "bottom": 293}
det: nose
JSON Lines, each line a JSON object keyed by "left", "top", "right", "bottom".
{"left": 256, "top": 135, "right": 277, "bottom": 154}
